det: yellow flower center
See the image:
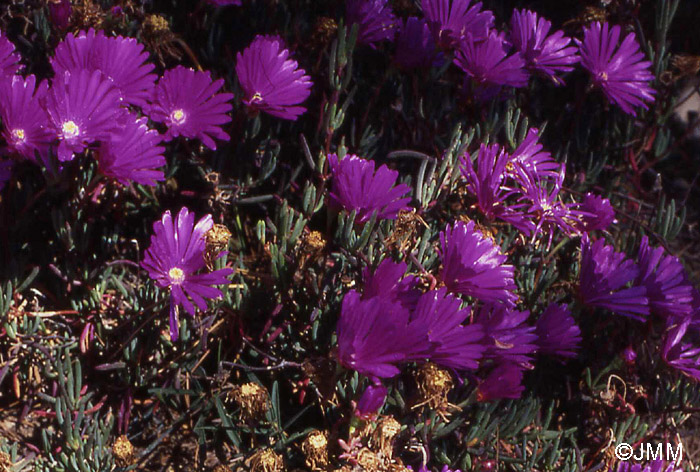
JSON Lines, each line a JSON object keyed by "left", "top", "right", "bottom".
{"left": 170, "top": 109, "right": 186, "bottom": 125}
{"left": 11, "top": 129, "right": 26, "bottom": 142}
{"left": 62, "top": 120, "right": 80, "bottom": 139}
{"left": 251, "top": 92, "right": 263, "bottom": 103}
{"left": 168, "top": 267, "right": 185, "bottom": 284}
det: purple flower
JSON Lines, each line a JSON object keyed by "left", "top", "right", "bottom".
{"left": 621, "top": 346, "right": 637, "bottom": 364}
{"left": 0, "top": 75, "right": 52, "bottom": 162}
{"left": 394, "top": 17, "right": 440, "bottom": 70}
{"left": 636, "top": 236, "right": 694, "bottom": 320}
{"left": 236, "top": 35, "right": 312, "bottom": 121}
{"left": 662, "top": 319, "right": 700, "bottom": 382}
{"left": 362, "top": 259, "right": 420, "bottom": 310}
{"left": 439, "top": 221, "right": 518, "bottom": 306}
{"left": 52, "top": 29, "right": 156, "bottom": 108}
{"left": 410, "top": 288, "right": 484, "bottom": 370}
{"left": 142, "top": 208, "right": 233, "bottom": 342}
{"left": 577, "top": 192, "right": 616, "bottom": 232}
{"left": 0, "top": 31, "right": 19, "bottom": 77}
{"left": 43, "top": 69, "right": 123, "bottom": 162}
{"left": 535, "top": 303, "right": 581, "bottom": 359}
{"left": 0, "top": 159, "right": 12, "bottom": 191}
{"left": 475, "top": 304, "right": 538, "bottom": 365}
{"left": 49, "top": 0, "right": 72, "bottom": 29}
{"left": 355, "top": 383, "right": 387, "bottom": 419}
{"left": 148, "top": 66, "right": 233, "bottom": 150}
{"left": 336, "top": 291, "right": 433, "bottom": 378}
{"left": 477, "top": 363, "right": 525, "bottom": 401}
{"left": 454, "top": 31, "right": 529, "bottom": 89}
{"left": 327, "top": 153, "right": 411, "bottom": 223}
{"left": 577, "top": 22, "right": 655, "bottom": 116}
{"left": 460, "top": 143, "right": 534, "bottom": 233}
{"left": 422, "top": 0, "right": 494, "bottom": 49}
{"left": 509, "top": 9, "right": 578, "bottom": 85}
{"left": 346, "top": 0, "right": 397, "bottom": 47}
{"left": 97, "top": 114, "right": 165, "bottom": 186}
{"left": 517, "top": 168, "right": 584, "bottom": 247}
{"left": 508, "top": 128, "right": 561, "bottom": 183}
{"left": 579, "top": 234, "right": 649, "bottom": 320}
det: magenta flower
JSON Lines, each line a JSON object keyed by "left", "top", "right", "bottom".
{"left": 577, "top": 192, "right": 616, "bottom": 232}
{"left": 535, "top": 303, "right": 581, "bottom": 360}
{"left": 49, "top": 0, "right": 72, "bottom": 29}
{"left": 52, "top": 29, "right": 156, "bottom": 108}
{"left": 346, "top": 0, "right": 397, "bottom": 47}
{"left": 394, "top": 17, "right": 440, "bottom": 70}
{"left": 454, "top": 31, "right": 529, "bottom": 89}
{"left": 617, "top": 460, "right": 682, "bottom": 472}
{"left": 0, "top": 75, "right": 52, "bottom": 162}
{"left": 475, "top": 304, "right": 538, "bottom": 365}
{"left": 636, "top": 236, "right": 694, "bottom": 320}
{"left": 579, "top": 234, "right": 649, "bottom": 320}
{"left": 327, "top": 153, "right": 411, "bottom": 223}
{"left": 355, "top": 384, "right": 387, "bottom": 419}
{"left": 236, "top": 35, "right": 312, "bottom": 121}
{"left": 508, "top": 128, "right": 561, "bottom": 183}
{"left": 0, "top": 160, "right": 12, "bottom": 191}
{"left": 409, "top": 288, "right": 484, "bottom": 370}
{"left": 460, "top": 143, "right": 534, "bottom": 233}
{"left": 336, "top": 291, "right": 432, "bottom": 379}
{"left": 362, "top": 259, "right": 420, "bottom": 310}
{"left": 509, "top": 9, "right": 578, "bottom": 85}
{"left": 477, "top": 363, "right": 525, "bottom": 401}
{"left": 422, "top": 0, "right": 494, "bottom": 49}
{"left": 142, "top": 208, "right": 233, "bottom": 342}
{"left": 662, "top": 319, "right": 700, "bottom": 382}
{"left": 439, "top": 220, "right": 518, "bottom": 306}
{"left": 148, "top": 66, "right": 233, "bottom": 150}
{"left": 577, "top": 22, "right": 655, "bottom": 115}
{"left": 0, "top": 31, "right": 19, "bottom": 77}
{"left": 43, "top": 69, "right": 123, "bottom": 162}
{"left": 97, "top": 114, "right": 165, "bottom": 186}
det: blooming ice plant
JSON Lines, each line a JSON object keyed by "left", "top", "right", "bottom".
{"left": 345, "top": 0, "right": 397, "bottom": 47}
{"left": 148, "top": 66, "right": 233, "bottom": 150}
{"left": 236, "top": 35, "right": 312, "bottom": 120}
{"left": 142, "top": 207, "right": 233, "bottom": 341}
{"left": 422, "top": 0, "right": 494, "bottom": 49}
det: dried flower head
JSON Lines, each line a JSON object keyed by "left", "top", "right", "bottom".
{"left": 247, "top": 448, "right": 284, "bottom": 472}
{"left": 230, "top": 382, "right": 269, "bottom": 421}
{"left": 301, "top": 430, "right": 329, "bottom": 470}
{"left": 112, "top": 435, "right": 135, "bottom": 468}
{"left": 212, "top": 465, "right": 232, "bottom": 472}
{"left": 311, "top": 17, "right": 339, "bottom": 50}
{"left": 415, "top": 362, "right": 453, "bottom": 412}
{"left": 205, "top": 224, "right": 232, "bottom": 268}
{"left": 371, "top": 417, "right": 401, "bottom": 458}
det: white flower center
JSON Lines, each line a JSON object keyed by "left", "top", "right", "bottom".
{"left": 170, "top": 109, "right": 186, "bottom": 125}
{"left": 168, "top": 267, "right": 185, "bottom": 285}
{"left": 11, "top": 128, "right": 26, "bottom": 143}
{"left": 62, "top": 120, "right": 80, "bottom": 139}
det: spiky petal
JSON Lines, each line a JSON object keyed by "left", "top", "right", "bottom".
{"left": 475, "top": 304, "right": 538, "bottom": 365}
{"left": 477, "top": 363, "right": 525, "bottom": 401}
{"left": 577, "top": 22, "right": 655, "bottom": 116}
{"left": 148, "top": 66, "right": 233, "bottom": 150}
{"left": 346, "top": 0, "right": 397, "bottom": 47}
{"left": 535, "top": 303, "right": 581, "bottom": 359}
{"left": 0, "top": 31, "right": 19, "bottom": 77}
{"left": 327, "top": 153, "right": 412, "bottom": 223}
{"left": 454, "top": 31, "right": 529, "bottom": 88}
{"left": 422, "top": 0, "right": 494, "bottom": 49}
{"left": 236, "top": 35, "right": 312, "bottom": 120}
{"left": 141, "top": 208, "right": 233, "bottom": 341}
{"left": 439, "top": 220, "right": 518, "bottom": 306}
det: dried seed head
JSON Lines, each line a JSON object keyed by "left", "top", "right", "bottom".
{"left": 371, "top": 417, "right": 401, "bottom": 458}
{"left": 356, "top": 447, "right": 383, "bottom": 471}
{"left": 0, "top": 450, "right": 12, "bottom": 472}
{"left": 212, "top": 465, "right": 232, "bottom": 472}
{"left": 205, "top": 224, "right": 232, "bottom": 268}
{"left": 144, "top": 14, "right": 170, "bottom": 34}
{"left": 247, "top": 448, "right": 284, "bottom": 472}
{"left": 230, "top": 382, "right": 269, "bottom": 421}
{"left": 415, "top": 362, "right": 453, "bottom": 411}
{"left": 672, "top": 54, "right": 700, "bottom": 77}
{"left": 301, "top": 430, "right": 329, "bottom": 470}
{"left": 112, "top": 435, "right": 135, "bottom": 467}
{"left": 311, "top": 17, "right": 338, "bottom": 50}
